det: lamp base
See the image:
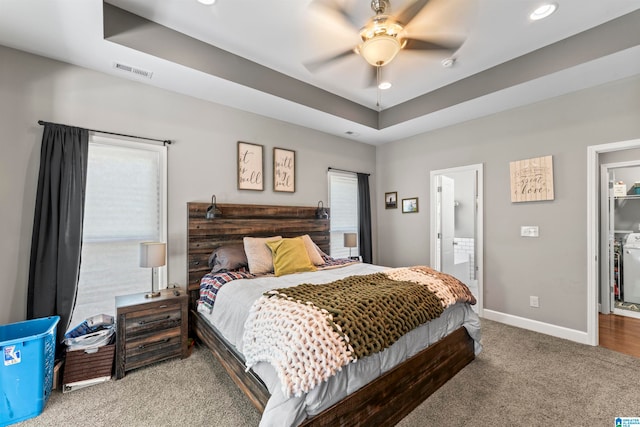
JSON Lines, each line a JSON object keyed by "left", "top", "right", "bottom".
{"left": 145, "top": 291, "right": 161, "bottom": 298}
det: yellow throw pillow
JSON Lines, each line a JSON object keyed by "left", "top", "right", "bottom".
{"left": 266, "top": 237, "right": 318, "bottom": 277}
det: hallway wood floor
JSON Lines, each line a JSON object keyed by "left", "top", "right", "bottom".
{"left": 599, "top": 313, "right": 640, "bottom": 358}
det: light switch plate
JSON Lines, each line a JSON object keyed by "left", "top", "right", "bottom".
{"left": 521, "top": 226, "right": 539, "bottom": 237}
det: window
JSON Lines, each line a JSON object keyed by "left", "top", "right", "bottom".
{"left": 68, "top": 136, "right": 167, "bottom": 330}
{"left": 328, "top": 170, "right": 358, "bottom": 258}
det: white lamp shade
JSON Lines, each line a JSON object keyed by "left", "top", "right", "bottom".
{"left": 140, "top": 242, "right": 166, "bottom": 268}
{"left": 343, "top": 233, "right": 357, "bottom": 248}
{"left": 360, "top": 35, "right": 401, "bottom": 67}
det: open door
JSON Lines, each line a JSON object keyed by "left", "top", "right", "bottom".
{"left": 431, "top": 164, "right": 483, "bottom": 314}
{"left": 439, "top": 175, "right": 456, "bottom": 275}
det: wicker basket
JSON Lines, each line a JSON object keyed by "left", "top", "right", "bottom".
{"left": 63, "top": 343, "right": 115, "bottom": 388}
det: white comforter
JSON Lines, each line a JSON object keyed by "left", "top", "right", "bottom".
{"left": 198, "top": 263, "right": 482, "bottom": 427}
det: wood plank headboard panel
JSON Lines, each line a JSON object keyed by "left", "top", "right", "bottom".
{"left": 187, "top": 202, "right": 330, "bottom": 296}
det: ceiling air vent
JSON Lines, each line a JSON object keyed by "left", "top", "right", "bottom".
{"left": 113, "top": 62, "right": 153, "bottom": 79}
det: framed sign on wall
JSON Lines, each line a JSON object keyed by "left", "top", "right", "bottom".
{"left": 509, "top": 155, "right": 554, "bottom": 202}
{"left": 237, "top": 141, "right": 264, "bottom": 191}
{"left": 273, "top": 147, "right": 295, "bottom": 192}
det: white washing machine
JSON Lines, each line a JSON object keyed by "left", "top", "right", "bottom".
{"left": 623, "top": 233, "right": 640, "bottom": 304}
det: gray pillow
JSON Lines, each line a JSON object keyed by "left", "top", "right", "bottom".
{"left": 208, "top": 244, "right": 248, "bottom": 273}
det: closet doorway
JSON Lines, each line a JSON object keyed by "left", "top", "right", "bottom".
{"left": 600, "top": 161, "right": 640, "bottom": 320}
{"left": 430, "top": 164, "right": 484, "bottom": 315}
{"left": 587, "top": 138, "right": 640, "bottom": 347}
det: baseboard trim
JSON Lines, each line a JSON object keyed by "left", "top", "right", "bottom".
{"left": 482, "top": 310, "right": 591, "bottom": 345}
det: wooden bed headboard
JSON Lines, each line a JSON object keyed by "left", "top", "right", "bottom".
{"left": 186, "top": 202, "right": 330, "bottom": 308}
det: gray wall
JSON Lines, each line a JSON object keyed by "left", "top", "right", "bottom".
{"left": 376, "top": 75, "right": 640, "bottom": 332}
{"left": 0, "top": 45, "right": 376, "bottom": 324}
{"left": 4, "top": 41, "right": 640, "bottom": 337}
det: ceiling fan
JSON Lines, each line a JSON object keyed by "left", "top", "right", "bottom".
{"left": 305, "top": 0, "right": 465, "bottom": 74}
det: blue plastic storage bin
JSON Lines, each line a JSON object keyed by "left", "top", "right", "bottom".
{"left": 0, "top": 316, "right": 59, "bottom": 426}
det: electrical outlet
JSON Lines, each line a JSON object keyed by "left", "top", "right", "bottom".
{"left": 530, "top": 296, "right": 539, "bottom": 308}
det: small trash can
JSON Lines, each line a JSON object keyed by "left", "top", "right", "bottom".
{"left": 0, "top": 316, "right": 59, "bottom": 426}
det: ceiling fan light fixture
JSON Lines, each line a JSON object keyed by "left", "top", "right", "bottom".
{"left": 359, "top": 35, "right": 401, "bottom": 67}
{"left": 378, "top": 81, "right": 392, "bottom": 90}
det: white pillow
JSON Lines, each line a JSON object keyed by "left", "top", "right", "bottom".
{"left": 243, "top": 236, "right": 282, "bottom": 274}
{"left": 299, "top": 234, "right": 325, "bottom": 266}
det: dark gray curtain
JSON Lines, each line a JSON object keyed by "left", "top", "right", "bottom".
{"left": 28, "top": 124, "right": 89, "bottom": 346}
{"left": 357, "top": 173, "right": 372, "bottom": 264}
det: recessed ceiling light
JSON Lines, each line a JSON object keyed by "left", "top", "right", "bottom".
{"left": 530, "top": 3, "right": 557, "bottom": 20}
{"left": 198, "top": 0, "right": 217, "bottom": 5}
{"left": 441, "top": 58, "right": 455, "bottom": 68}
{"left": 378, "top": 81, "right": 392, "bottom": 90}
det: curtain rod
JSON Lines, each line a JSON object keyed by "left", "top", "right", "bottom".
{"left": 37, "top": 120, "right": 172, "bottom": 145}
{"left": 328, "top": 167, "right": 370, "bottom": 176}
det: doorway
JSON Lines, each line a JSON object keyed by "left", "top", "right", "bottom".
{"left": 600, "top": 161, "right": 640, "bottom": 320}
{"left": 430, "top": 164, "right": 484, "bottom": 315}
{"left": 587, "top": 138, "right": 640, "bottom": 346}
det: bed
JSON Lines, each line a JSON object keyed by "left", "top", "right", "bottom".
{"left": 187, "top": 202, "right": 481, "bottom": 426}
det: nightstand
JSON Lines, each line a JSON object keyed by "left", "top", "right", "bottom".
{"left": 115, "top": 288, "right": 188, "bottom": 379}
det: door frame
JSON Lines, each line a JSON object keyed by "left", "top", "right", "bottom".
{"left": 587, "top": 138, "right": 640, "bottom": 345}
{"left": 430, "top": 163, "right": 484, "bottom": 315}
{"left": 600, "top": 161, "right": 640, "bottom": 319}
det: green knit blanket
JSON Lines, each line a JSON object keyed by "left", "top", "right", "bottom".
{"left": 268, "top": 272, "right": 444, "bottom": 358}
{"left": 243, "top": 266, "right": 476, "bottom": 398}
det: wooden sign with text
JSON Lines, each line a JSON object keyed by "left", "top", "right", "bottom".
{"left": 273, "top": 147, "right": 295, "bottom": 192}
{"left": 510, "top": 155, "right": 554, "bottom": 202}
{"left": 238, "top": 141, "right": 264, "bottom": 191}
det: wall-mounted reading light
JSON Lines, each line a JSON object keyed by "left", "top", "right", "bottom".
{"left": 205, "top": 195, "right": 222, "bottom": 219}
{"left": 315, "top": 201, "right": 329, "bottom": 219}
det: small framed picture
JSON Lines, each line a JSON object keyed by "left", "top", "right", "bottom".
{"left": 385, "top": 192, "right": 397, "bottom": 209}
{"left": 237, "top": 141, "right": 264, "bottom": 191}
{"left": 402, "top": 197, "right": 419, "bottom": 213}
{"left": 273, "top": 147, "right": 295, "bottom": 193}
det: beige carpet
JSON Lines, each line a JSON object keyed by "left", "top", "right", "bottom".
{"left": 16, "top": 319, "right": 640, "bottom": 427}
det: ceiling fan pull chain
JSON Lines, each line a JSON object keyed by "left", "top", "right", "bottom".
{"left": 376, "top": 66, "right": 381, "bottom": 110}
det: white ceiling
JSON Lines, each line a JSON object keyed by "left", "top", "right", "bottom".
{"left": 0, "top": 0, "right": 639, "bottom": 145}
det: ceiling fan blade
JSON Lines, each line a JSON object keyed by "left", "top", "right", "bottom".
{"left": 403, "top": 37, "right": 462, "bottom": 52}
{"left": 394, "top": 0, "right": 432, "bottom": 27}
{"left": 303, "top": 49, "right": 356, "bottom": 73}
{"left": 310, "top": 0, "right": 360, "bottom": 31}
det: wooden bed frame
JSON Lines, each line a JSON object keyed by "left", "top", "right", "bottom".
{"left": 187, "top": 202, "right": 475, "bottom": 426}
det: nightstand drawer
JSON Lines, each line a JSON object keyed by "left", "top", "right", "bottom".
{"left": 125, "top": 307, "right": 182, "bottom": 336}
{"left": 125, "top": 326, "right": 182, "bottom": 356}
{"left": 124, "top": 332, "right": 183, "bottom": 371}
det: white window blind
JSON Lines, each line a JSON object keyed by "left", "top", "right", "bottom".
{"left": 68, "top": 136, "right": 167, "bottom": 330}
{"left": 328, "top": 170, "right": 358, "bottom": 258}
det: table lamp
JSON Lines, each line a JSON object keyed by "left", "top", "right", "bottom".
{"left": 343, "top": 233, "right": 357, "bottom": 259}
{"left": 140, "top": 242, "right": 166, "bottom": 298}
